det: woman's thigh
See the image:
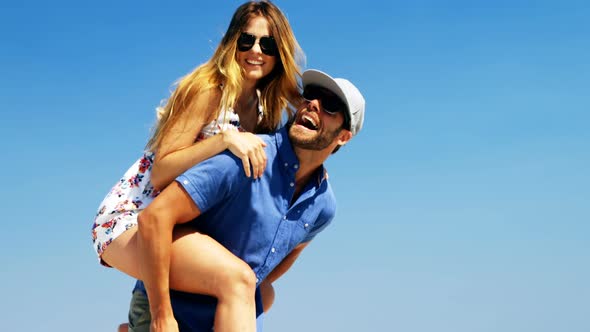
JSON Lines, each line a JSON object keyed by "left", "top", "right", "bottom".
{"left": 168, "top": 224, "right": 252, "bottom": 296}
{"left": 102, "top": 224, "right": 251, "bottom": 296}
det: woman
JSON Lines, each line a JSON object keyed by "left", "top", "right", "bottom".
{"left": 91, "top": 1, "right": 304, "bottom": 331}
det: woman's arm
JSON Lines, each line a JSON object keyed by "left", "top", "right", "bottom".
{"left": 150, "top": 88, "right": 267, "bottom": 191}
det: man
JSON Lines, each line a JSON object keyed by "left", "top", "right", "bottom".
{"left": 124, "top": 69, "right": 365, "bottom": 331}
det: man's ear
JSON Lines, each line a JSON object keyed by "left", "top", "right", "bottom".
{"left": 337, "top": 129, "right": 353, "bottom": 146}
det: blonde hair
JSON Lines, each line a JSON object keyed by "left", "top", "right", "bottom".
{"left": 147, "top": 0, "right": 304, "bottom": 151}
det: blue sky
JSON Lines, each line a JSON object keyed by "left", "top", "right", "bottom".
{"left": 1, "top": 1, "right": 589, "bottom": 331}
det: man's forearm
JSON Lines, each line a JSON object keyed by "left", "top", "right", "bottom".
{"left": 266, "top": 242, "right": 308, "bottom": 283}
{"left": 135, "top": 181, "right": 202, "bottom": 324}
{"left": 137, "top": 209, "right": 174, "bottom": 317}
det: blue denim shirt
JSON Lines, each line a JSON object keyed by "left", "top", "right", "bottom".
{"left": 135, "top": 126, "right": 336, "bottom": 331}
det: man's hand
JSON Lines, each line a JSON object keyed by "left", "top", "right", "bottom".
{"left": 260, "top": 280, "right": 275, "bottom": 312}
{"left": 150, "top": 312, "right": 179, "bottom": 332}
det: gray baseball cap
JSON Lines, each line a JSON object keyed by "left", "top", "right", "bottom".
{"left": 302, "top": 69, "right": 365, "bottom": 136}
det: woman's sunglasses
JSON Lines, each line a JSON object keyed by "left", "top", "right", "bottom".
{"left": 237, "top": 32, "right": 278, "bottom": 56}
{"left": 303, "top": 85, "right": 347, "bottom": 115}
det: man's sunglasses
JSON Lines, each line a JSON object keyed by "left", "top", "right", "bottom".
{"left": 237, "top": 32, "right": 278, "bottom": 56}
{"left": 303, "top": 85, "right": 347, "bottom": 116}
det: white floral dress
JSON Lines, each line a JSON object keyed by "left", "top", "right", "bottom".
{"left": 91, "top": 98, "right": 263, "bottom": 266}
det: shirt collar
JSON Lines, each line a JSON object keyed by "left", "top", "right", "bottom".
{"left": 275, "top": 125, "right": 329, "bottom": 186}
{"left": 275, "top": 126, "right": 299, "bottom": 173}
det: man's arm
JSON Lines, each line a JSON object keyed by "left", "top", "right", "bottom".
{"left": 259, "top": 242, "right": 309, "bottom": 311}
{"left": 265, "top": 242, "right": 309, "bottom": 284}
{"left": 137, "top": 181, "right": 201, "bottom": 331}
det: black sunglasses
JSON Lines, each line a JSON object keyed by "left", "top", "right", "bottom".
{"left": 303, "top": 85, "right": 347, "bottom": 115}
{"left": 237, "top": 32, "right": 278, "bottom": 56}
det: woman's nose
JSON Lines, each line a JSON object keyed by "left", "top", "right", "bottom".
{"left": 251, "top": 40, "right": 263, "bottom": 54}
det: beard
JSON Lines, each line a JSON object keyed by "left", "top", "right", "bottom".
{"left": 288, "top": 123, "right": 342, "bottom": 151}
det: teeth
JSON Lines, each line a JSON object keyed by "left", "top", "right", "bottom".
{"left": 246, "top": 59, "right": 263, "bottom": 65}
{"left": 302, "top": 115, "right": 318, "bottom": 129}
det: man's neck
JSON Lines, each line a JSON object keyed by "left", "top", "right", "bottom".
{"left": 291, "top": 146, "right": 331, "bottom": 201}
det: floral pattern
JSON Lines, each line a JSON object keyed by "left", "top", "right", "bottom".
{"left": 91, "top": 97, "right": 263, "bottom": 266}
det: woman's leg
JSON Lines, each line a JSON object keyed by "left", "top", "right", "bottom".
{"left": 170, "top": 225, "right": 257, "bottom": 332}
{"left": 102, "top": 224, "right": 256, "bottom": 332}
{"left": 116, "top": 257, "right": 273, "bottom": 331}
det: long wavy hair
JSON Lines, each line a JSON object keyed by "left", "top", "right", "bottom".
{"left": 147, "top": 0, "right": 305, "bottom": 151}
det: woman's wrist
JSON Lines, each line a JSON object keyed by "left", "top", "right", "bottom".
{"left": 220, "top": 130, "right": 235, "bottom": 150}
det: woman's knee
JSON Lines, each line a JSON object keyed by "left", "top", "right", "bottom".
{"left": 217, "top": 261, "right": 257, "bottom": 299}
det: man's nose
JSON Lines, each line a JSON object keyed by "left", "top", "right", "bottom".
{"left": 307, "top": 99, "right": 321, "bottom": 112}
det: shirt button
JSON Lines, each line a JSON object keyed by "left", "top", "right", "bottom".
{"left": 183, "top": 180, "right": 189, "bottom": 185}
{"left": 304, "top": 223, "right": 309, "bottom": 228}
{"left": 283, "top": 215, "right": 287, "bottom": 220}
{"left": 284, "top": 162, "right": 288, "bottom": 167}
{"left": 271, "top": 247, "right": 276, "bottom": 253}
{"left": 294, "top": 164, "right": 299, "bottom": 169}
{"left": 290, "top": 182, "right": 294, "bottom": 187}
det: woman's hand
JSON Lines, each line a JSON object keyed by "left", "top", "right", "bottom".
{"left": 222, "top": 131, "right": 267, "bottom": 179}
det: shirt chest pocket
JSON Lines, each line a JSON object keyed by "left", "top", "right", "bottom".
{"left": 284, "top": 207, "right": 318, "bottom": 248}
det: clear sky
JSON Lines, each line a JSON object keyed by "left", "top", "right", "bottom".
{"left": 1, "top": 1, "right": 589, "bottom": 331}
